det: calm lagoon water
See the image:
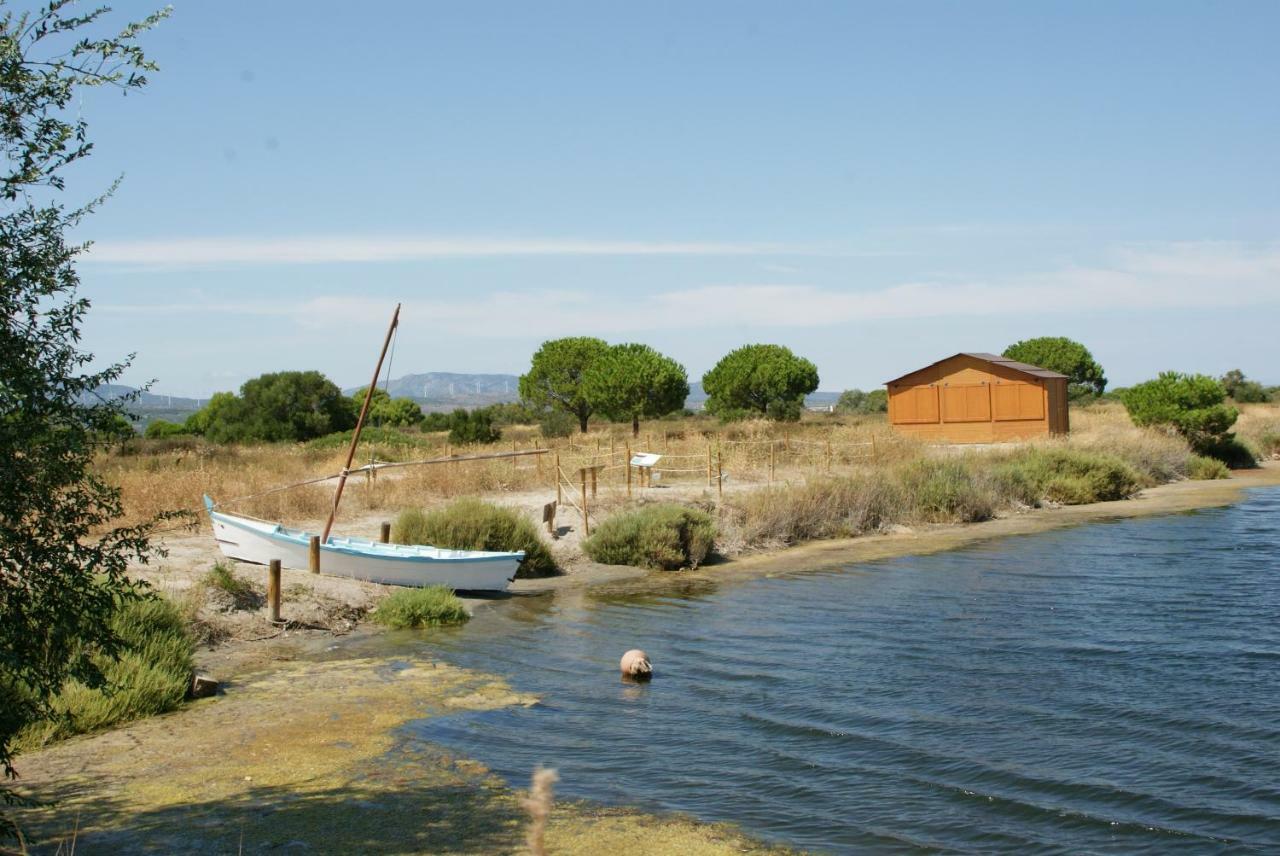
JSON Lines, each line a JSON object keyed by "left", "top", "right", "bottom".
{"left": 413, "top": 488, "right": 1280, "bottom": 853}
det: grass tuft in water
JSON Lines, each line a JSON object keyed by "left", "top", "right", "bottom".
{"left": 371, "top": 586, "right": 470, "bottom": 629}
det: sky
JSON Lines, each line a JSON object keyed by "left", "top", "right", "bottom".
{"left": 47, "top": 0, "right": 1280, "bottom": 396}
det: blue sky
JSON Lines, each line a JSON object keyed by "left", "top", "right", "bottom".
{"left": 57, "top": 1, "right": 1279, "bottom": 396}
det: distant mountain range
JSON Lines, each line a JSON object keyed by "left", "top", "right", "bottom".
{"left": 344, "top": 372, "right": 521, "bottom": 410}
{"left": 82, "top": 384, "right": 206, "bottom": 411}
{"left": 92, "top": 374, "right": 842, "bottom": 418}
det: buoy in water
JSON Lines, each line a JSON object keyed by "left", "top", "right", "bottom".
{"left": 620, "top": 649, "right": 652, "bottom": 681}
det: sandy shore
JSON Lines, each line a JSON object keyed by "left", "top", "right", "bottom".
{"left": 8, "top": 464, "right": 1277, "bottom": 853}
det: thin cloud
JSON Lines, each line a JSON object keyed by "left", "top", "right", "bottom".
{"left": 93, "top": 241, "right": 1280, "bottom": 333}
{"left": 82, "top": 235, "right": 791, "bottom": 267}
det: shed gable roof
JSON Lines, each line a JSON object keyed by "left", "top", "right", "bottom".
{"left": 885, "top": 352, "right": 1068, "bottom": 385}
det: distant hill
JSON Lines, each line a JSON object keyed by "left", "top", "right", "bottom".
{"left": 88, "top": 375, "right": 843, "bottom": 421}
{"left": 81, "top": 384, "right": 205, "bottom": 412}
{"left": 346, "top": 372, "right": 521, "bottom": 411}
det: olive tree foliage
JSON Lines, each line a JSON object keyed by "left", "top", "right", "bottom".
{"left": 1002, "top": 336, "right": 1107, "bottom": 400}
{"left": 0, "top": 1, "right": 171, "bottom": 808}
{"left": 349, "top": 386, "right": 423, "bottom": 427}
{"left": 1120, "top": 372, "right": 1252, "bottom": 465}
{"left": 583, "top": 343, "right": 689, "bottom": 437}
{"left": 187, "top": 371, "right": 355, "bottom": 443}
{"left": 701, "top": 344, "right": 819, "bottom": 422}
{"left": 1220, "top": 369, "right": 1271, "bottom": 404}
{"left": 835, "top": 388, "right": 887, "bottom": 415}
{"left": 518, "top": 337, "right": 608, "bottom": 433}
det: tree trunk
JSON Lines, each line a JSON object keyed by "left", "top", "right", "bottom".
{"left": 632, "top": 415, "right": 640, "bottom": 437}
{"left": 578, "top": 411, "right": 590, "bottom": 433}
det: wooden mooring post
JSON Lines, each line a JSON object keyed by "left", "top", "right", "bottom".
{"left": 380, "top": 521, "right": 391, "bottom": 543}
{"left": 309, "top": 536, "right": 320, "bottom": 574}
{"left": 268, "top": 559, "right": 281, "bottom": 623}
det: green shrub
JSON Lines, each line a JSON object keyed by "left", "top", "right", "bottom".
{"left": 143, "top": 419, "right": 189, "bottom": 439}
{"left": 836, "top": 388, "right": 888, "bottom": 414}
{"left": 18, "top": 597, "right": 195, "bottom": 749}
{"left": 1195, "top": 435, "right": 1258, "bottom": 469}
{"left": 895, "top": 459, "right": 996, "bottom": 523}
{"left": 537, "top": 409, "right": 576, "bottom": 438}
{"left": 447, "top": 408, "right": 501, "bottom": 445}
{"left": 583, "top": 504, "right": 717, "bottom": 570}
{"left": 993, "top": 447, "right": 1141, "bottom": 504}
{"left": 1119, "top": 372, "right": 1246, "bottom": 464}
{"left": 1186, "top": 455, "right": 1230, "bottom": 480}
{"left": 392, "top": 499, "right": 557, "bottom": 578}
{"left": 306, "top": 426, "right": 436, "bottom": 455}
{"left": 371, "top": 586, "right": 469, "bottom": 629}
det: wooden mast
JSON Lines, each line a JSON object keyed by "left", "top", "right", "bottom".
{"left": 321, "top": 303, "right": 400, "bottom": 543}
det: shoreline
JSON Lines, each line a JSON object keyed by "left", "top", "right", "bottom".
{"left": 499, "top": 461, "right": 1280, "bottom": 600}
{"left": 10, "top": 464, "right": 1277, "bottom": 852}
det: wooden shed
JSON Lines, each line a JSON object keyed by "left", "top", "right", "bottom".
{"left": 885, "top": 353, "right": 1069, "bottom": 443}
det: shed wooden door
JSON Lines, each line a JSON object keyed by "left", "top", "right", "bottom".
{"left": 941, "top": 384, "right": 991, "bottom": 422}
{"left": 893, "top": 386, "right": 940, "bottom": 423}
{"left": 991, "top": 382, "right": 1044, "bottom": 421}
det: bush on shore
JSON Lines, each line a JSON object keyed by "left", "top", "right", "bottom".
{"left": 583, "top": 503, "right": 717, "bottom": 570}
{"left": 1186, "top": 455, "right": 1230, "bottom": 480}
{"left": 392, "top": 499, "right": 557, "bottom": 578}
{"left": 16, "top": 597, "right": 195, "bottom": 750}
{"left": 991, "top": 447, "right": 1142, "bottom": 505}
{"left": 724, "top": 445, "right": 1165, "bottom": 554}
{"left": 371, "top": 586, "right": 470, "bottom": 629}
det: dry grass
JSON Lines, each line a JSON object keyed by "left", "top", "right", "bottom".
{"left": 1235, "top": 402, "right": 1280, "bottom": 459}
{"left": 101, "top": 405, "right": 1244, "bottom": 562}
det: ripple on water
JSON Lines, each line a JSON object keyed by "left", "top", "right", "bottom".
{"left": 412, "top": 488, "right": 1280, "bottom": 853}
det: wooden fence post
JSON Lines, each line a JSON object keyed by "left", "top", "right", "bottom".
{"left": 309, "top": 536, "right": 320, "bottom": 574}
{"left": 626, "top": 444, "right": 632, "bottom": 497}
{"left": 579, "top": 468, "right": 590, "bottom": 536}
{"left": 590, "top": 466, "right": 598, "bottom": 499}
{"left": 268, "top": 559, "right": 281, "bottom": 623}
{"left": 380, "top": 521, "right": 391, "bottom": 543}
{"left": 717, "top": 454, "right": 723, "bottom": 500}
{"left": 555, "top": 453, "right": 562, "bottom": 504}
{"left": 707, "top": 443, "right": 713, "bottom": 487}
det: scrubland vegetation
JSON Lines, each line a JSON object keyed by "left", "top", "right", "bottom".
{"left": 392, "top": 499, "right": 558, "bottom": 578}
{"left": 583, "top": 503, "right": 717, "bottom": 570}
{"left": 13, "top": 597, "right": 195, "bottom": 751}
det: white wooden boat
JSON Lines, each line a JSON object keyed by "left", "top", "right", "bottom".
{"left": 203, "top": 304, "right": 524, "bottom": 592}
{"left": 205, "top": 496, "right": 522, "bottom": 591}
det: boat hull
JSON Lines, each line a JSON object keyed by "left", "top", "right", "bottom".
{"left": 206, "top": 501, "right": 519, "bottom": 591}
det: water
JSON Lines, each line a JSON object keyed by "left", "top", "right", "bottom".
{"left": 412, "top": 489, "right": 1280, "bottom": 853}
